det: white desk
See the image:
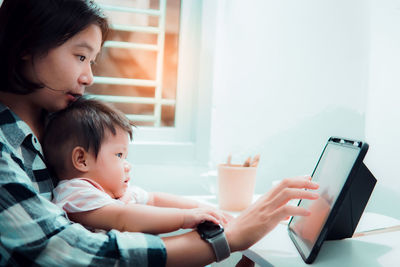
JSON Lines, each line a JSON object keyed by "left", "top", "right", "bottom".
{"left": 239, "top": 186, "right": 400, "bottom": 267}
{"left": 190, "top": 195, "right": 400, "bottom": 267}
{"left": 243, "top": 217, "right": 400, "bottom": 267}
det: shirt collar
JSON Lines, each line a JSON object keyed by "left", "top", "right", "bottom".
{"left": 0, "top": 101, "right": 42, "bottom": 152}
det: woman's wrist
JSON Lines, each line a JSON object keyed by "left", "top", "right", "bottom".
{"left": 224, "top": 224, "right": 238, "bottom": 253}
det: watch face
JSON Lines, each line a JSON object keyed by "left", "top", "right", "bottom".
{"left": 197, "top": 221, "right": 224, "bottom": 239}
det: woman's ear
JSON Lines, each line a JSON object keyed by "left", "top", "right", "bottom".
{"left": 21, "top": 51, "right": 32, "bottom": 61}
{"left": 71, "top": 146, "right": 90, "bottom": 172}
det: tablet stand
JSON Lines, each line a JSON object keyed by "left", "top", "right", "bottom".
{"left": 326, "top": 162, "right": 377, "bottom": 240}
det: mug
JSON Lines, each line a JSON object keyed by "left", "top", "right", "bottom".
{"left": 218, "top": 164, "right": 257, "bottom": 211}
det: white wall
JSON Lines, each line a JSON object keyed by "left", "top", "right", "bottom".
{"left": 210, "top": 0, "right": 370, "bottom": 192}
{"left": 133, "top": 0, "right": 400, "bottom": 204}
{"left": 365, "top": 0, "right": 400, "bottom": 194}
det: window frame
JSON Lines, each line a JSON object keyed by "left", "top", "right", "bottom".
{"left": 127, "top": 0, "right": 217, "bottom": 165}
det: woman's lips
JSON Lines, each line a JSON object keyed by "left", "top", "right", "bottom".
{"left": 66, "top": 93, "right": 82, "bottom": 102}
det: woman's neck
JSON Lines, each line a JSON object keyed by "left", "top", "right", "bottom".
{"left": 0, "top": 92, "right": 46, "bottom": 140}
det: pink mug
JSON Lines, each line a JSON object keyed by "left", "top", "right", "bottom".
{"left": 218, "top": 164, "right": 257, "bottom": 211}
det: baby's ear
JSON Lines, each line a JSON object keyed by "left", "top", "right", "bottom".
{"left": 71, "top": 146, "right": 90, "bottom": 172}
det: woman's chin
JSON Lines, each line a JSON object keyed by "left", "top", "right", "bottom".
{"left": 46, "top": 103, "right": 68, "bottom": 113}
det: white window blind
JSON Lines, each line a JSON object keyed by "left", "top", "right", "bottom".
{"left": 89, "top": 0, "right": 215, "bottom": 165}
{"left": 90, "top": 0, "right": 179, "bottom": 127}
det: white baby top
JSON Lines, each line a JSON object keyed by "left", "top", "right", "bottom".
{"left": 52, "top": 178, "right": 149, "bottom": 213}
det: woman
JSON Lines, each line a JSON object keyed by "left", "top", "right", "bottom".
{"left": 0, "top": 0, "right": 319, "bottom": 266}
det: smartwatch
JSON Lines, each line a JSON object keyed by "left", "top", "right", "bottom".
{"left": 197, "top": 221, "right": 231, "bottom": 262}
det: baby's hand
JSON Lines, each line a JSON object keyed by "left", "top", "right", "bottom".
{"left": 182, "top": 208, "right": 223, "bottom": 229}
{"left": 197, "top": 203, "right": 233, "bottom": 226}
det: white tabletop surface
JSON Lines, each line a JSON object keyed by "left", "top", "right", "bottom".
{"left": 188, "top": 194, "right": 400, "bottom": 267}
{"left": 243, "top": 212, "right": 400, "bottom": 267}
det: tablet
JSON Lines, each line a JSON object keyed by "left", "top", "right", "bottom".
{"left": 287, "top": 137, "right": 371, "bottom": 264}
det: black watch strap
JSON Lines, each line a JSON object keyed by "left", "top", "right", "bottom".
{"left": 207, "top": 231, "right": 231, "bottom": 262}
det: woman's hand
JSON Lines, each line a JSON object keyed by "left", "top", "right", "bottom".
{"left": 224, "top": 176, "right": 319, "bottom": 252}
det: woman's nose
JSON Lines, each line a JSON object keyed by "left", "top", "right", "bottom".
{"left": 79, "top": 65, "right": 94, "bottom": 86}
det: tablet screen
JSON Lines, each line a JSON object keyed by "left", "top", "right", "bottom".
{"left": 288, "top": 140, "right": 361, "bottom": 261}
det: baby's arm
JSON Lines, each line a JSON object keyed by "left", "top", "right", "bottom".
{"left": 68, "top": 203, "right": 222, "bottom": 234}
{"left": 147, "top": 192, "right": 202, "bottom": 209}
{"left": 147, "top": 192, "right": 233, "bottom": 225}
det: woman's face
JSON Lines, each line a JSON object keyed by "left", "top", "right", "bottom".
{"left": 25, "top": 24, "right": 102, "bottom": 112}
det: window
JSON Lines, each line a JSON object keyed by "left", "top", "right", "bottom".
{"left": 90, "top": 0, "right": 179, "bottom": 127}
{"left": 90, "top": 0, "right": 216, "bottom": 164}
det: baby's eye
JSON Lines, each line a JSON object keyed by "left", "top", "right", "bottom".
{"left": 78, "top": 55, "right": 86, "bottom": 62}
{"left": 116, "top": 153, "right": 123, "bottom": 158}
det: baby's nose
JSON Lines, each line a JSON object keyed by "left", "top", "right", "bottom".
{"left": 124, "top": 161, "right": 131, "bottom": 172}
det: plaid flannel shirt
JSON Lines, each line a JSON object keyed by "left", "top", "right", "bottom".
{"left": 0, "top": 102, "right": 166, "bottom": 266}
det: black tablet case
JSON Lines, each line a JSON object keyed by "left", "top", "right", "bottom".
{"left": 326, "top": 162, "right": 377, "bottom": 240}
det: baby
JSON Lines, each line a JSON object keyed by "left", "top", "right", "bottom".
{"left": 43, "top": 97, "right": 228, "bottom": 234}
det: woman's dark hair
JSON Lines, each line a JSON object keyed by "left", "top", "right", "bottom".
{"left": 43, "top": 97, "right": 135, "bottom": 178}
{"left": 0, "top": 0, "right": 109, "bottom": 94}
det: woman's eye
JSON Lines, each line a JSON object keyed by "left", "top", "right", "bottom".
{"left": 78, "top": 55, "right": 86, "bottom": 62}
{"left": 116, "top": 153, "right": 123, "bottom": 158}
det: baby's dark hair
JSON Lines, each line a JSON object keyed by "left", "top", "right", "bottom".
{"left": 43, "top": 97, "right": 134, "bottom": 178}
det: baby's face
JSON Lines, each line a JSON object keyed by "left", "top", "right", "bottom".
{"left": 89, "top": 127, "right": 131, "bottom": 199}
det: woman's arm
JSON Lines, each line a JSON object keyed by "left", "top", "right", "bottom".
{"left": 162, "top": 177, "right": 319, "bottom": 267}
